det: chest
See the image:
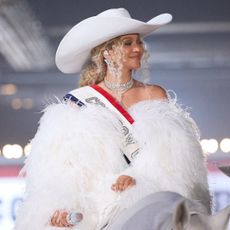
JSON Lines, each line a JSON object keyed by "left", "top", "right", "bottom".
{"left": 111, "top": 87, "right": 149, "bottom": 109}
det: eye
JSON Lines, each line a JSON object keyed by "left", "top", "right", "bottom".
{"left": 138, "top": 40, "right": 143, "bottom": 45}
{"left": 123, "top": 40, "right": 132, "bottom": 46}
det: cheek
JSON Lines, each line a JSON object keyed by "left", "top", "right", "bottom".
{"left": 113, "top": 48, "right": 127, "bottom": 63}
{"left": 121, "top": 49, "right": 129, "bottom": 59}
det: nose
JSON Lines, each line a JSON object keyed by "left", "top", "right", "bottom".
{"left": 132, "top": 43, "right": 143, "bottom": 52}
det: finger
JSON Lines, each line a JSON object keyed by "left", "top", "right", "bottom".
{"left": 50, "top": 210, "right": 59, "bottom": 226}
{"left": 117, "top": 181, "right": 125, "bottom": 191}
{"left": 53, "top": 210, "right": 60, "bottom": 220}
{"left": 111, "top": 182, "right": 122, "bottom": 192}
{"left": 125, "top": 178, "right": 136, "bottom": 190}
{"left": 55, "top": 217, "right": 67, "bottom": 228}
{"left": 51, "top": 217, "right": 61, "bottom": 227}
{"left": 56, "top": 218, "right": 64, "bottom": 227}
{"left": 60, "top": 211, "right": 72, "bottom": 227}
{"left": 119, "top": 177, "right": 135, "bottom": 191}
{"left": 123, "top": 179, "right": 131, "bottom": 190}
{"left": 50, "top": 217, "right": 56, "bottom": 226}
{"left": 53, "top": 217, "right": 64, "bottom": 227}
{"left": 120, "top": 178, "right": 132, "bottom": 191}
{"left": 128, "top": 178, "right": 136, "bottom": 186}
{"left": 50, "top": 210, "right": 69, "bottom": 227}
{"left": 117, "top": 177, "right": 131, "bottom": 191}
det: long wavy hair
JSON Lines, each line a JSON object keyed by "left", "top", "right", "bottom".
{"left": 79, "top": 37, "right": 122, "bottom": 87}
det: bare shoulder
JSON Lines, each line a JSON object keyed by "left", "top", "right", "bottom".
{"left": 134, "top": 80, "right": 168, "bottom": 100}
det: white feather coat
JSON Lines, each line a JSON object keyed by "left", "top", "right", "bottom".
{"left": 14, "top": 97, "right": 211, "bottom": 230}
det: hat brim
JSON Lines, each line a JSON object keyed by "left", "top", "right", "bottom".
{"left": 55, "top": 13, "right": 172, "bottom": 74}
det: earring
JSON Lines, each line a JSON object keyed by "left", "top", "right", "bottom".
{"left": 104, "top": 59, "right": 111, "bottom": 66}
{"left": 103, "top": 50, "right": 112, "bottom": 66}
{"left": 104, "top": 59, "right": 120, "bottom": 77}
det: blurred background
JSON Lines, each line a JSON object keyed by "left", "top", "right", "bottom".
{"left": 0, "top": 0, "right": 230, "bottom": 229}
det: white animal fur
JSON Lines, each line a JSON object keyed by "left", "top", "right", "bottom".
{"left": 14, "top": 98, "right": 211, "bottom": 230}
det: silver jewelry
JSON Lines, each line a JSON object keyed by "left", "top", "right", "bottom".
{"left": 104, "top": 59, "right": 120, "bottom": 77}
{"left": 104, "top": 59, "right": 111, "bottom": 65}
{"left": 104, "top": 77, "right": 134, "bottom": 91}
{"left": 66, "top": 212, "right": 83, "bottom": 225}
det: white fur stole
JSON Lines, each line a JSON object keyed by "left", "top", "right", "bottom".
{"left": 14, "top": 99, "right": 211, "bottom": 230}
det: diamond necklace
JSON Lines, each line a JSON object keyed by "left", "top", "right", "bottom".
{"left": 104, "top": 77, "right": 134, "bottom": 92}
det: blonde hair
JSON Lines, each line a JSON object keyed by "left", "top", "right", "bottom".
{"left": 79, "top": 37, "right": 121, "bottom": 87}
{"left": 79, "top": 35, "right": 147, "bottom": 87}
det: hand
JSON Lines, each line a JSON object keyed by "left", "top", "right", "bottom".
{"left": 111, "top": 175, "right": 136, "bottom": 192}
{"left": 50, "top": 210, "right": 73, "bottom": 228}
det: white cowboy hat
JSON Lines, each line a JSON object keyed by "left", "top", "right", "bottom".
{"left": 55, "top": 8, "right": 172, "bottom": 74}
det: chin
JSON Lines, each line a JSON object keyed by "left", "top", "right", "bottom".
{"left": 127, "top": 62, "right": 141, "bottom": 69}
{"left": 131, "top": 63, "right": 141, "bottom": 70}
{"left": 124, "top": 61, "right": 141, "bottom": 71}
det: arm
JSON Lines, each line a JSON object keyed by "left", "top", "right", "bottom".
{"left": 15, "top": 101, "right": 128, "bottom": 230}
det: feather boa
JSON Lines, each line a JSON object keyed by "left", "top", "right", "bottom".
{"left": 14, "top": 98, "right": 211, "bottom": 230}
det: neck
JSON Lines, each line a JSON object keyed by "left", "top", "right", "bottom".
{"left": 105, "top": 68, "right": 132, "bottom": 83}
{"left": 103, "top": 69, "right": 134, "bottom": 92}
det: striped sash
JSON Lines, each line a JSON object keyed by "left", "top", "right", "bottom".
{"left": 64, "top": 85, "right": 139, "bottom": 164}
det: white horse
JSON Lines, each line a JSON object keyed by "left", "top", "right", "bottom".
{"left": 108, "top": 191, "right": 230, "bottom": 230}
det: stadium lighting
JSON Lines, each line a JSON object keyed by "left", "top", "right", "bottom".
{"left": 200, "top": 138, "right": 218, "bottom": 154}
{"left": 24, "top": 143, "right": 32, "bottom": 156}
{"left": 2, "top": 144, "right": 23, "bottom": 159}
{"left": 220, "top": 138, "right": 230, "bottom": 153}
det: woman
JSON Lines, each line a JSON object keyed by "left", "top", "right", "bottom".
{"left": 15, "top": 8, "right": 211, "bottom": 230}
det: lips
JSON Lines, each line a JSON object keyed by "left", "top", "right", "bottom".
{"left": 129, "top": 55, "right": 141, "bottom": 60}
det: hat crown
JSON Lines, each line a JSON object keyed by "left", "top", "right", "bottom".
{"left": 97, "top": 8, "right": 131, "bottom": 18}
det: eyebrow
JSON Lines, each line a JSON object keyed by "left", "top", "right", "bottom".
{"left": 121, "top": 35, "right": 140, "bottom": 41}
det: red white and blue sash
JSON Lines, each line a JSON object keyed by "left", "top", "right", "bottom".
{"left": 63, "top": 85, "right": 139, "bottom": 164}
